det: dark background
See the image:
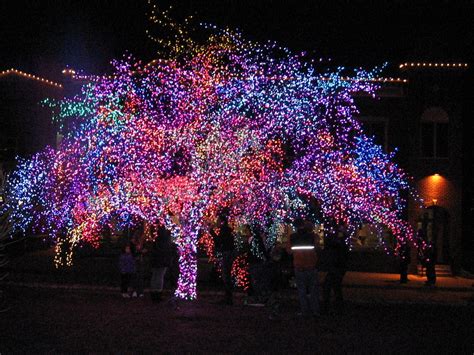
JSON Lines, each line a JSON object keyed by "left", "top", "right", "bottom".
{"left": 1, "top": 0, "right": 473, "bottom": 80}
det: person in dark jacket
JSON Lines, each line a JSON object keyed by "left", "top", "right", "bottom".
{"left": 119, "top": 243, "right": 136, "bottom": 298}
{"left": 399, "top": 241, "right": 411, "bottom": 284}
{"left": 210, "top": 215, "right": 235, "bottom": 305}
{"left": 322, "top": 220, "right": 349, "bottom": 314}
{"left": 150, "top": 224, "right": 173, "bottom": 302}
{"left": 246, "top": 225, "right": 269, "bottom": 305}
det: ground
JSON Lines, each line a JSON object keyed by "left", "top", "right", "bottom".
{"left": 1, "top": 286, "right": 473, "bottom": 353}
{"left": 2, "top": 248, "right": 474, "bottom": 352}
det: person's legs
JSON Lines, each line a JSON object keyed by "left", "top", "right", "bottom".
{"left": 221, "top": 252, "right": 234, "bottom": 304}
{"left": 266, "top": 279, "right": 281, "bottom": 320}
{"left": 400, "top": 262, "right": 408, "bottom": 283}
{"left": 121, "top": 273, "right": 131, "bottom": 295}
{"left": 426, "top": 263, "right": 436, "bottom": 285}
{"left": 307, "top": 269, "right": 320, "bottom": 316}
{"left": 249, "top": 264, "right": 263, "bottom": 303}
{"left": 425, "top": 265, "right": 432, "bottom": 284}
{"left": 136, "top": 267, "right": 145, "bottom": 296}
{"left": 156, "top": 267, "right": 168, "bottom": 292}
{"left": 333, "top": 270, "right": 345, "bottom": 310}
{"left": 130, "top": 271, "right": 139, "bottom": 297}
{"left": 261, "top": 262, "right": 275, "bottom": 302}
{"left": 323, "top": 271, "right": 334, "bottom": 309}
{"left": 150, "top": 268, "right": 159, "bottom": 291}
{"left": 150, "top": 267, "right": 167, "bottom": 302}
{"left": 150, "top": 268, "right": 159, "bottom": 301}
{"left": 295, "top": 270, "right": 310, "bottom": 315}
{"left": 257, "top": 263, "right": 269, "bottom": 302}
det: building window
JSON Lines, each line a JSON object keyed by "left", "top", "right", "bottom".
{"left": 359, "top": 117, "right": 388, "bottom": 152}
{"left": 420, "top": 107, "right": 449, "bottom": 158}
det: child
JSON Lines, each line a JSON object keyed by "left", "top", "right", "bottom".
{"left": 119, "top": 244, "right": 136, "bottom": 298}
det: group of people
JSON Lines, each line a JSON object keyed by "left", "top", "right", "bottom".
{"left": 209, "top": 214, "right": 350, "bottom": 319}
{"left": 118, "top": 214, "right": 440, "bottom": 316}
{"left": 117, "top": 213, "right": 351, "bottom": 318}
{"left": 398, "top": 230, "right": 437, "bottom": 286}
{"left": 119, "top": 222, "right": 174, "bottom": 301}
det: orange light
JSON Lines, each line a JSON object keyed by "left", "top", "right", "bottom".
{"left": 418, "top": 174, "right": 451, "bottom": 208}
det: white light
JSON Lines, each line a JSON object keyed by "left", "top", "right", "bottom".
{"left": 291, "top": 246, "right": 314, "bottom": 250}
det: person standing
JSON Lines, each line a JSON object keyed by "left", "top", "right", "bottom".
{"left": 287, "top": 217, "right": 320, "bottom": 318}
{"left": 322, "top": 221, "right": 349, "bottom": 314}
{"left": 424, "top": 240, "right": 437, "bottom": 286}
{"left": 210, "top": 215, "right": 235, "bottom": 305}
{"left": 246, "top": 225, "right": 269, "bottom": 306}
{"left": 399, "top": 241, "right": 411, "bottom": 284}
{"left": 119, "top": 243, "right": 135, "bottom": 298}
{"left": 150, "top": 224, "right": 173, "bottom": 302}
{"left": 131, "top": 223, "right": 146, "bottom": 298}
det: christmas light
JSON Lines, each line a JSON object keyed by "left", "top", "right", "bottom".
{"left": 0, "top": 68, "right": 63, "bottom": 88}
{"left": 399, "top": 62, "right": 468, "bottom": 69}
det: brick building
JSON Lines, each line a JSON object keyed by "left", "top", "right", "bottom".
{"left": 355, "top": 62, "right": 470, "bottom": 274}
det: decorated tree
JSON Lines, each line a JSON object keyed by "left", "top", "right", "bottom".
{"left": 5, "top": 12, "right": 418, "bottom": 299}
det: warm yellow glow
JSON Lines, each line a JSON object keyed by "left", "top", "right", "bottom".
{"left": 418, "top": 174, "right": 452, "bottom": 208}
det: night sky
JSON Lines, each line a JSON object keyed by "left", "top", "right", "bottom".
{"left": 1, "top": 0, "right": 473, "bottom": 80}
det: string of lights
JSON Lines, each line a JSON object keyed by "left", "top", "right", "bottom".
{"left": 399, "top": 62, "right": 468, "bottom": 69}
{"left": 0, "top": 68, "right": 63, "bottom": 88}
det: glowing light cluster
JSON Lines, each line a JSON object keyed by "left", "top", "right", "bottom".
{"left": 6, "top": 12, "right": 418, "bottom": 299}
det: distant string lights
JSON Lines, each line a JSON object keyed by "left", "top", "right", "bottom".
{"left": 68, "top": 64, "right": 408, "bottom": 84}
{"left": 1, "top": 67, "right": 408, "bottom": 88}
{"left": 326, "top": 76, "right": 407, "bottom": 83}
{"left": 0, "top": 68, "right": 63, "bottom": 88}
{"left": 399, "top": 62, "right": 468, "bottom": 69}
